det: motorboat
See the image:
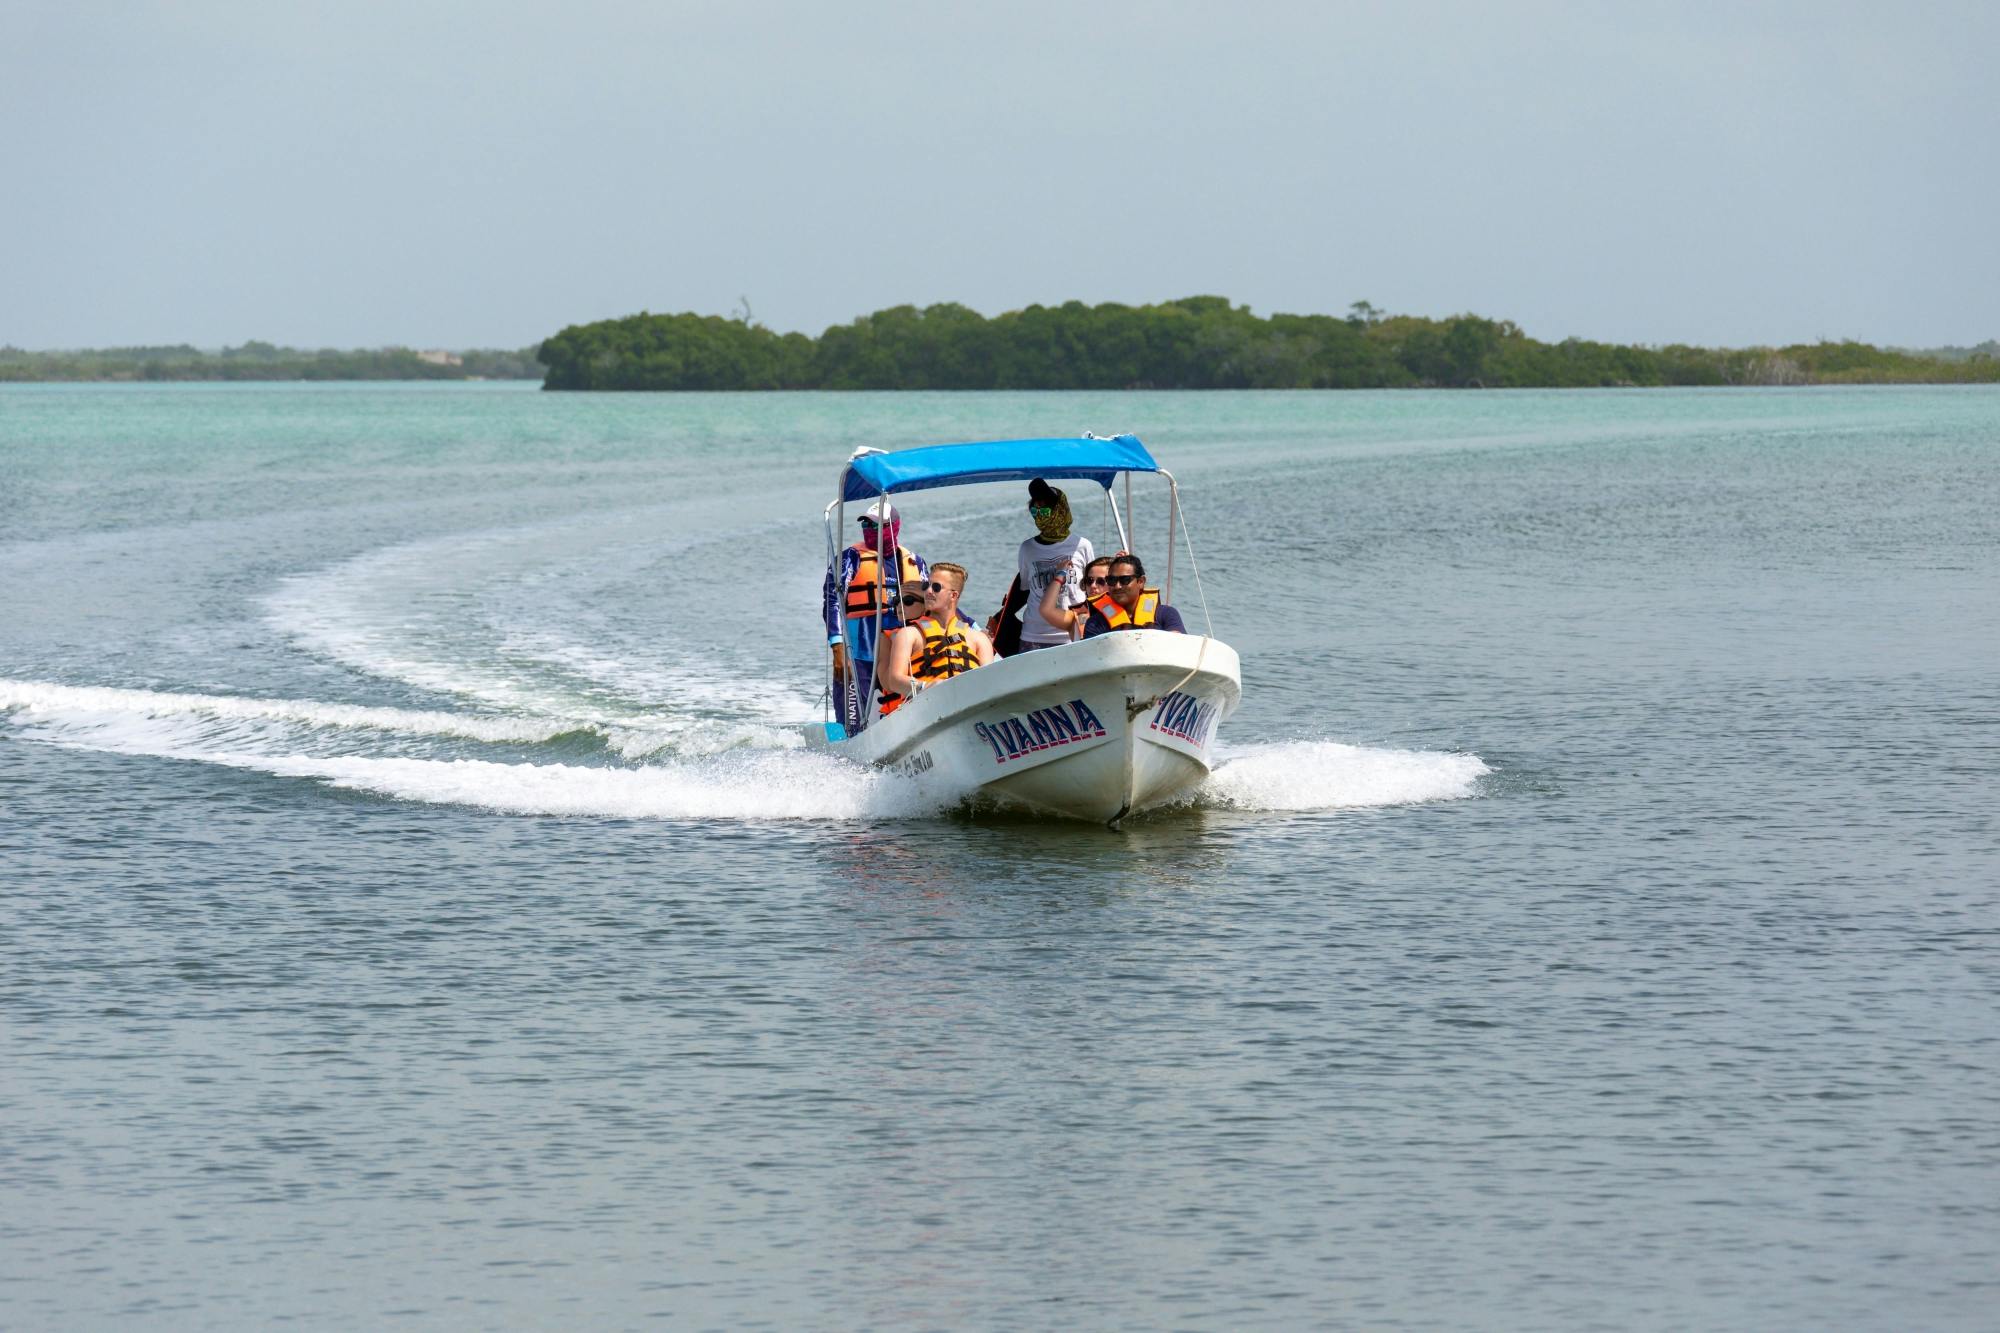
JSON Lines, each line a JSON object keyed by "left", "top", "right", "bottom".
{"left": 806, "top": 435, "right": 1241, "bottom": 826}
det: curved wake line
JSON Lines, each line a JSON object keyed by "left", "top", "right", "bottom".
{"left": 0, "top": 678, "right": 802, "bottom": 763}
{"left": 242, "top": 751, "right": 945, "bottom": 821}
{"left": 9, "top": 717, "right": 945, "bottom": 823}
{"left": 263, "top": 533, "right": 558, "bottom": 713}
{"left": 0, "top": 676, "right": 935, "bottom": 820}
{"left": 6, "top": 683, "right": 1488, "bottom": 821}
{"left": 0, "top": 679, "right": 567, "bottom": 744}
{"left": 259, "top": 512, "right": 820, "bottom": 733}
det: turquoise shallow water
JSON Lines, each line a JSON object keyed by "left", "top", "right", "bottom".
{"left": 2, "top": 384, "right": 1998, "bottom": 1328}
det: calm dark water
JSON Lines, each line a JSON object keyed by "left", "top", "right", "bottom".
{"left": 3, "top": 385, "right": 1997, "bottom": 1328}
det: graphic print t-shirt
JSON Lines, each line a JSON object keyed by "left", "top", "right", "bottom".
{"left": 1015, "top": 533, "right": 1095, "bottom": 646}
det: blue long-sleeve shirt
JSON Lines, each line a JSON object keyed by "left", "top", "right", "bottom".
{"left": 823, "top": 544, "right": 928, "bottom": 658}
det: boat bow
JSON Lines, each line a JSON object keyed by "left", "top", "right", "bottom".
{"left": 814, "top": 631, "right": 1241, "bottom": 824}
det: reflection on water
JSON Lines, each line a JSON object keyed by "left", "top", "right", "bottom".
{"left": 818, "top": 813, "right": 1241, "bottom": 904}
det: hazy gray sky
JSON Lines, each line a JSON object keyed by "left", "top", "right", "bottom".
{"left": 4, "top": 0, "right": 1994, "bottom": 350}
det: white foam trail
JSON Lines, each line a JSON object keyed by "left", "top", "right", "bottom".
{"left": 0, "top": 677, "right": 802, "bottom": 764}
{"left": 15, "top": 713, "right": 936, "bottom": 822}
{"left": 6, "top": 680, "right": 1487, "bottom": 822}
{"left": 600, "top": 719, "right": 801, "bottom": 760}
{"left": 0, "top": 679, "right": 565, "bottom": 745}
{"left": 264, "top": 533, "right": 820, "bottom": 748}
{"left": 264, "top": 533, "right": 544, "bottom": 708}
{"left": 244, "top": 751, "right": 943, "bottom": 821}
{"left": 3, "top": 677, "right": 941, "bottom": 821}
{"left": 497, "top": 628, "right": 817, "bottom": 726}
{"left": 496, "top": 629, "right": 689, "bottom": 700}
{"left": 1197, "top": 740, "right": 1489, "bottom": 811}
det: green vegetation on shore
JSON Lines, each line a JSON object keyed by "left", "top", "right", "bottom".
{"left": 537, "top": 298, "right": 2000, "bottom": 391}
{"left": 0, "top": 342, "right": 541, "bottom": 382}
{"left": 9, "top": 311, "right": 1993, "bottom": 389}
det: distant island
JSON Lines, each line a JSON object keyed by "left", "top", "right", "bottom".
{"left": 9, "top": 302, "right": 1995, "bottom": 389}
{"left": 0, "top": 342, "right": 541, "bottom": 383}
{"left": 537, "top": 298, "right": 2000, "bottom": 390}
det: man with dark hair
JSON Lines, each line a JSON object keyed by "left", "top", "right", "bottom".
{"left": 1081, "top": 553, "right": 1187, "bottom": 638}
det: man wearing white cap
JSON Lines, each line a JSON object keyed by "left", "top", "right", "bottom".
{"left": 822, "top": 500, "right": 928, "bottom": 734}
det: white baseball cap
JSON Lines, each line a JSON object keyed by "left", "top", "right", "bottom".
{"left": 859, "top": 500, "right": 898, "bottom": 524}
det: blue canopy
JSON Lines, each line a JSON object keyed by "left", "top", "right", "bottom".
{"left": 840, "top": 435, "right": 1159, "bottom": 502}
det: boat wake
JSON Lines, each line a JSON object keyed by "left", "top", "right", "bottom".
{"left": 3, "top": 679, "right": 1488, "bottom": 822}
{"left": 1197, "top": 739, "right": 1491, "bottom": 811}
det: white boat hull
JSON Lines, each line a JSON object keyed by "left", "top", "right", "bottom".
{"left": 808, "top": 631, "right": 1242, "bottom": 824}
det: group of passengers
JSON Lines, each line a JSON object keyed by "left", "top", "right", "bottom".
{"left": 821, "top": 477, "right": 1185, "bottom": 733}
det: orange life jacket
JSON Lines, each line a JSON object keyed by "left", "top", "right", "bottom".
{"left": 1091, "top": 588, "right": 1160, "bottom": 630}
{"left": 879, "top": 615, "right": 979, "bottom": 715}
{"left": 844, "top": 544, "right": 923, "bottom": 620}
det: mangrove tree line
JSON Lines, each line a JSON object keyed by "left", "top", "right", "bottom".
{"left": 535, "top": 298, "right": 2000, "bottom": 391}
{"left": 0, "top": 343, "right": 543, "bottom": 383}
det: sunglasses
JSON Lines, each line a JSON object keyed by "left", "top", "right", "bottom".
{"left": 898, "top": 593, "right": 926, "bottom": 606}
{"left": 1029, "top": 505, "right": 1056, "bottom": 518}
{"left": 924, "top": 581, "right": 957, "bottom": 594}
{"left": 1106, "top": 574, "right": 1140, "bottom": 587}
{"left": 1080, "top": 574, "right": 1109, "bottom": 587}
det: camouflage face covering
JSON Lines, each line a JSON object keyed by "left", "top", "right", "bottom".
{"left": 1031, "top": 488, "right": 1072, "bottom": 541}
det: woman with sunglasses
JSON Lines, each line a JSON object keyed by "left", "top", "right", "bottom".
{"left": 1082, "top": 553, "right": 1187, "bottom": 638}
{"left": 1035, "top": 556, "right": 1116, "bottom": 642}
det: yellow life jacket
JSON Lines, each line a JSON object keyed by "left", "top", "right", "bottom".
{"left": 1090, "top": 588, "right": 1159, "bottom": 630}
{"left": 879, "top": 615, "right": 978, "bottom": 715}
{"left": 844, "top": 544, "right": 923, "bottom": 619}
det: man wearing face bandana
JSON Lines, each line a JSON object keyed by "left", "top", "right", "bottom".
{"left": 1013, "top": 478, "right": 1095, "bottom": 652}
{"left": 823, "top": 500, "right": 928, "bottom": 734}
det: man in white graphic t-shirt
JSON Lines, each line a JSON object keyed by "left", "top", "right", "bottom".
{"left": 1013, "top": 478, "right": 1094, "bottom": 651}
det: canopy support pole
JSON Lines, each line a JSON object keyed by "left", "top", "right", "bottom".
{"left": 866, "top": 487, "right": 892, "bottom": 721}
{"left": 824, "top": 498, "right": 843, "bottom": 725}
{"left": 1156, "top": 469, "right": 1213, "bottom": 639}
